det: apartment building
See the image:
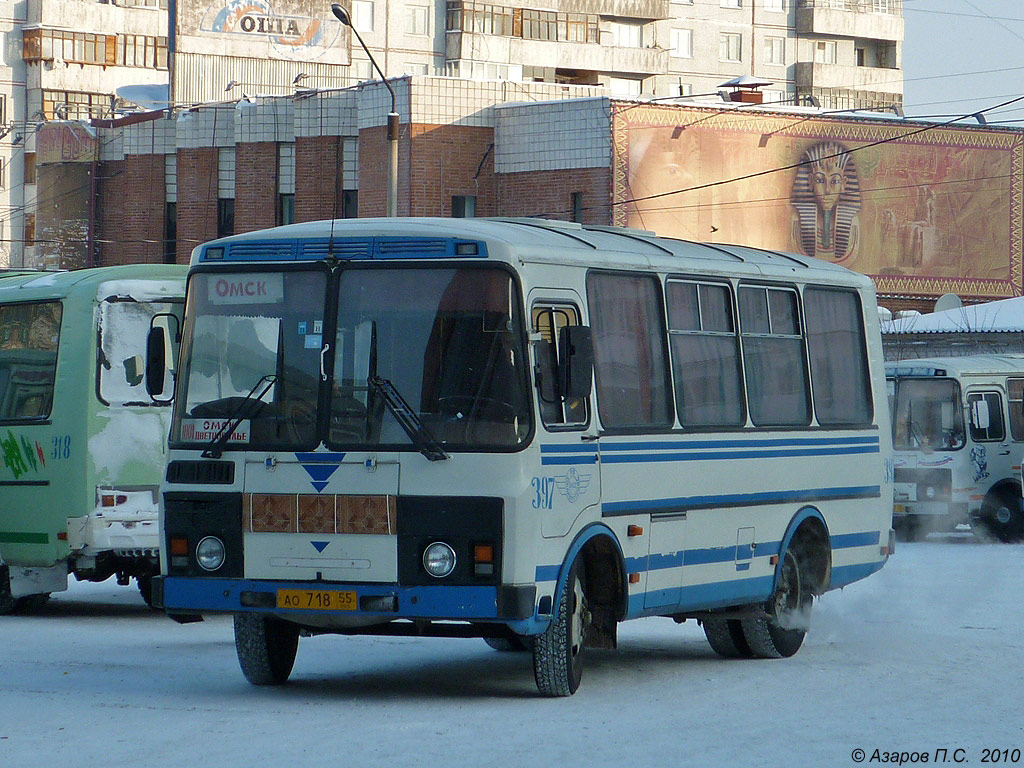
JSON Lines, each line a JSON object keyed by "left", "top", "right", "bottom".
{"left": 0, "top": 0, "right": 903, "bottom": 267}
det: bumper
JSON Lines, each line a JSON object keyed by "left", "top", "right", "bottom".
{"left": 154, "top": 576, "right": 536, "bottom": 622}
{"left": 66, "top": 515, "right": 160, "bottom": 557}
{"left": 893, "top": 501, "right": 968, "bottom": 520}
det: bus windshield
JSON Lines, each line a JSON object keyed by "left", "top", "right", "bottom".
{"left": 171, "top": 265, "right": 531, "bottom": 452}
{"left": 892, "top": 378, "right": 965, "bottom": 452}
{"left": 171, "top": 269, "right": 326, "bottom": 449}
{"left": 330, "top": 266, "right": 531, "bottom": 450}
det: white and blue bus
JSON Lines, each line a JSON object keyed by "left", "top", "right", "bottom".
{"left": 153, "top": 218, "right": 893, "bottom": 696}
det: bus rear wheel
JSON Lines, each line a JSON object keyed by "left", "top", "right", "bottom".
{"left": 234, "top": 614, "right": 300, "bottom": 686}
{"left": 741, "top": 548, "right": 811, "bottom": 659}
{"left": 533, "top": 558, "right": 588, "bottom": 696}
{"left": 703, "top": 617, "right": 753, "bottom": 658}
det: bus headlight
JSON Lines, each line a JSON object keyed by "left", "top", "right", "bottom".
{"left": 925, "top": 486, "right": 936, "bottom": 500}
{"left": 196, "top": 536, "right": 226, "bottom": 571}
{"left": 422, "top": 542, "right": 457, "bottom": 578}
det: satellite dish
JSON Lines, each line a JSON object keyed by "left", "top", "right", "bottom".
{"left": 115, "top": 84, "right": 171, "bottom": 110}
{"left": 933, "top": 293, "right": 963, "bottom": 313}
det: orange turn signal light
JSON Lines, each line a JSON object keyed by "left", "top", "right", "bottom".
{"left": 628, "top": 573, "right": 640, "bottom": 584}
{"left": 170, "top": 537, "right": 189, "bottom": 557}
{"left": 473, "top": 544, "right": 494, "bottom": 564}
{"left": 627, "top": 525, "right": 644, "bottom": 537}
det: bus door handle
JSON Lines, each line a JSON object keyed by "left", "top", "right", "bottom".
{"left": 581, "top": 434, "right": 600, "bottom": 442}
{"left": 320, "top": 343, "right": 331, "bottom": 381}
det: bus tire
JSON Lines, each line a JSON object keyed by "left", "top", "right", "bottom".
{"left": 234, "top": 613, "right": 300, "bottom": 686}
{"left": 533, "top": 558, "right": 588, "bottom": 697}
{"left": 137, "top": 574, "right": 155, "bottom": 608}
{"left": 0, "top": 567, "right": 49, "bottom": 615}
{"left": 702, "top": 617, "right": 753, "bottom": 658}
{"left": 977, "top": 487, "right": 1024, "bottom": 543}
{"left": 741, "top": 548, "right": 810, "bottom": 659}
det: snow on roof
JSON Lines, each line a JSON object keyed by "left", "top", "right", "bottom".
{"left": 882, "top": 296, "right": 1024, "bottom": 335}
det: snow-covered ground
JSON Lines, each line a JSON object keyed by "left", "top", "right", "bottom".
{"left": 2, "top": 536, "right": 1023, "bottom": 767}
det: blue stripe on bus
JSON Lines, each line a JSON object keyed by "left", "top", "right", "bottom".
{"left": 831, "top": 530, "right": 881, "bottom": 549}
{"left": 829, "top": 560, "right": 886, "bottom": 588}
{"left": 540, "top": 455, "right": 599, "bottom": 465}
{"left": 627, "top": 576, "right": 775, "bottom": 618}
{"left": 535, "top": 529, "right": 882, "bottom": 582}
{"left": 598, "top": 435, "right": 880, "bottom": 451}
{"left": 601, "top": 485, "right": 881, "bottom": 516}
{"left": 539, "top": 436, "right": 878, "bottom": 454}
{"left": 600, "top": 445, "right": 879, "bottom": 464}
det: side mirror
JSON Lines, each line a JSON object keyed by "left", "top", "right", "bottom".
{"left": 971, "top": 399, "right": 991, "bottom": 431}
{"left": 558, "top": 325, "right": 593, "bottom": 400}
{"left": 145, "top": 325, "right": 168, "bottom": 397}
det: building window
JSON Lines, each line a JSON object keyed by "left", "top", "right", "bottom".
{"left": 522, "top": 9, "right": 558, "bottom": 41}
{"left": 164, "top": 202, "right": 176, "bottom": 264}
{"left": 343, "top": 190, "right": 358, "bottom": 218}
{"left": 872, "top": 0, "right": 891, "bottom": 12}
{"left": 444, "top": 2, "right": 598, "bottom": 43}
{"left": 352, "top": 0, "right": 375, "bottom": 32}
{"left": 24, "top": 214, "right": 35, "bottom": 247}
{"left": 278, "top": 194, "right": 295, "bottom": 226}
{"left": 607, "top": 21, "right": 643, "bottom": 48}
{"left": 24, "top": 154, "right": 36, "bottom": 185}
{"left": 117, "top": 34, "right": 168, "bottom": 69}
{"left": 217, "top": 199, "right": 234, "bottom": 238}
{"left": 571, "top": 192, "right": 583, "bottom": 223}
{"left": 670, "top": 28, "right": 693, "bottom": 58}
{"left": 764, "top": 0, "right": 784, "bottom": 10}
{"left": 815, "top": 40, "right": 838, "bottom": 64}
{"left": 42, "top": 89, "right": 109, "bottom": 120}
{"left": 764, "top": 36, "right": 785, "bottom": 65}
{"left": 408, "top": 5, "right": 430, "bottom": 35}
{"left": 452, "top": 195, "right": 476, "bottom": 217}
{"left": 403, "top": 61, "right": 431, "bottom": 75}
{"left": 678, "top": 82, "right": 692, "bottom": 96}
{"left": 719, "top": 32, "right": 742, "bottom": 63}
{"left": 608, "top": 77, "right": 642, "bottom": 97}
{"left": 721, "top": 0, "right": 741, "bottom": 7}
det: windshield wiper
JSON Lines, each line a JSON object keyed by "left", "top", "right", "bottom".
{"left": 368, "top": 375, "right": 448, "bottom": 462}
{"left": 201, "top": 375, "right": 278, "bottom": 459}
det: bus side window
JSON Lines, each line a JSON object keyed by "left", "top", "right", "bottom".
{"left": 967, "top": 391, "right": 1005, "bottom": 442}
{"left": 1007, "top": 378, "right": 1024, "bottom": 441}
{"left": 0, "top": 301, "right": 62, "bottom": 420}
{"left": 532, "top": 304, "right": 587, "bottom": 428}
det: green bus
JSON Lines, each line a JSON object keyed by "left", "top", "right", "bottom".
{"left": 0, "top": 265, "right": 186, "bottom": 612}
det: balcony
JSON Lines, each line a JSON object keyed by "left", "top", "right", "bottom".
{"left": 558, "top": 0, "right": 670, "bottom": 21}
{"left": 447, "top": 32, "right": 667, "bottom": 75}
{"left": 796, "top": 1, "right": 903, "bottom": 42}
{"left": 794, "top": 61, "right": 903, "bottom": 95}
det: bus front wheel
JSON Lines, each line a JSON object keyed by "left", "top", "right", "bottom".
{"left": 234, "top": 613, "right": 300, "bottom": 686}
{"left": 741, "top": 548, "right": 811, "bottom": 659}
{"left": 533, "top": 558, "right": 588, "bottom": 696}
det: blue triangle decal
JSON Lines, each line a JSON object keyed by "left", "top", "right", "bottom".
{"left": 303, "top": 464, "right": 339, "bottom": 483}
{"left": 310, "top": 481, "right": 329, "bottom": 493}
{"left": 311, "top": 541, "right": 330, "bottom": 553}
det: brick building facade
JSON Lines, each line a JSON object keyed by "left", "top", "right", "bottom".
{"left": 34, "top": 75, "right": 1023, "bottom": 314}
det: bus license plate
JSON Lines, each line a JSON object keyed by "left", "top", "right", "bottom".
{"left": 277, "top": 589, "right": 357, "bottom": 611}
{"left": 893, "top": 504, "right": 906, "bottom": 515}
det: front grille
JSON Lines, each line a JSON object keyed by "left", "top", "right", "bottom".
{"left": 166, "top": 460, "right": 235, "bottom": 485}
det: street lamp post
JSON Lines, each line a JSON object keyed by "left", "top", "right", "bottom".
{"left": 331, "top": 3, "right": 398, "bottom": 217}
